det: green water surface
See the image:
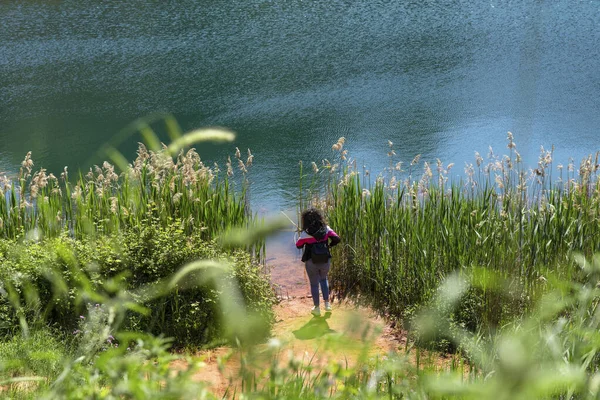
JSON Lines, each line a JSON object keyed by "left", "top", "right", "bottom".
{"left": 1, "top": 0, "right": 599, "bottom": 210}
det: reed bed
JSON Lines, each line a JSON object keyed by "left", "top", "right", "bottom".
{"left": 300, "top": 133, "right": 600, "bottom": 330}
{"left": 0, "top": 144, "right": 254, "bottom": 241}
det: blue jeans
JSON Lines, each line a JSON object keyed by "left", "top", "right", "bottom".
{"left": 305, "top": 259, "right": 330, "bottom": 307}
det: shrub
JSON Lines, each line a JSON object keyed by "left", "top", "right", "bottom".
{"left": 0, "top": 222, "right": 276, "bottom": 348}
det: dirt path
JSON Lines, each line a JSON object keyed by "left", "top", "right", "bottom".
{"left": 170, "top": 297, "right": 408, "bottom": 396}
{"left": 170, "top": 230, "right": 409, "bottom": 396}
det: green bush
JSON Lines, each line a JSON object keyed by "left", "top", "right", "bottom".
{"left": 0, "top": 221, "right": 276, "bottom": 348}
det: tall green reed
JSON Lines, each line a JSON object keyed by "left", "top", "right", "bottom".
{"left": 0, "top": 122, "right": 255, "bottom": 243}
{"left": 299, "top": 133, "right": 600, "bottom": 332}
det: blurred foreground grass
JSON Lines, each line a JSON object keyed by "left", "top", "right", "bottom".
{"left": 4, "top": 250, "right": 600, "bottom": 399}
{"left": 3, "top": 122, "right": 600, "bottom": 398}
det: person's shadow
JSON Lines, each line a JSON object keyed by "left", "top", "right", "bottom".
{"left": 292, "top": 312, "right": 335, "bottom": 340}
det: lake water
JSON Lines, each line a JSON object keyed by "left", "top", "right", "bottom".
{"left": 2, "top": 0, "right": 599, "bottom": 215}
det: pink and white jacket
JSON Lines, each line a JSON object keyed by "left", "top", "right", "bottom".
{"left": 295, "top": 226, "right": 341, "bottom": 262}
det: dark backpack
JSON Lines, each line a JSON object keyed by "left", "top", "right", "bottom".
{"left": 310, "top": 241, "right": 329, "bottom": 264}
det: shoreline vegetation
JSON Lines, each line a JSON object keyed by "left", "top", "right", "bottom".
{"left": 302, "top": 134, "right": 600, "bottom": 341}
{"left": 0, "top": 142, "right": 251, "bottom": 241}
{"left": 0, "top": 124, "right": 276, "bottom": 344}
{"left": 3, "top": 124, "right": 600, "bottom": 398}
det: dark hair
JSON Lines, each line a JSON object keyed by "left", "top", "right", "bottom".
{"left": 301, "top": 208, "right": 326, "bottom": 235}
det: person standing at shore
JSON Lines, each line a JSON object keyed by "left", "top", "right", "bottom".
{"left": 295, "top": 208, "right": 341, "bottom": 316}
